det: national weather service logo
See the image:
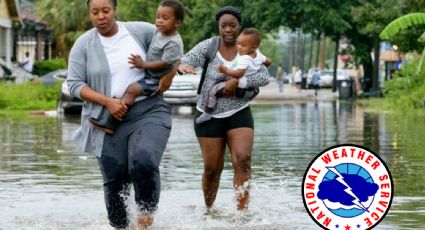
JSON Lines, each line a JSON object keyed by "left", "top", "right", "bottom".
{"left": 302, "top": 144, "right": 393, "bottom": 230}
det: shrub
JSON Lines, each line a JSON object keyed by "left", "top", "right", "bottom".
{"left": 0, "top": 81, "right": 61, "bottom": 110}
{"left": 33, "top": 58, "right": 67, "bottom": 76}
{"left": 382, "top": 59, "right": 425, "bottom": 110}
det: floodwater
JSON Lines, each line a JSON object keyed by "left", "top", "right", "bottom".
{"left": 0, "top": 102, "right": 424, "bottom": 229}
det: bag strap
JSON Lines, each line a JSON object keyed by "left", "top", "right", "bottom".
{"left": 197, "top": 36, "right": 221, "bottom": 94}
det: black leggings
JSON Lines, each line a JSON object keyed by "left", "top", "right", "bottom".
{"left": 97, "top": 95, "right": 171, "bottom": 228}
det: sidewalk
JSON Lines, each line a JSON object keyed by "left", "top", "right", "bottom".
{"left": 253, "top": 80, "right": 338, "bottom": 104}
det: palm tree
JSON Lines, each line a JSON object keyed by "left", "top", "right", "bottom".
{"left": 380, "top": 13, "right": 425, "bottom": 74}
{"left": 36, "top": 0, "right": 92, "bottom": 58}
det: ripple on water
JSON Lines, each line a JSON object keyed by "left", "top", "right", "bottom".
{"left": 1, "top": 103, "right": 425, "bottom": 229}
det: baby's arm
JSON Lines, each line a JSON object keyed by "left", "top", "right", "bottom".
{"left": 216, "top": 65, "right": 246, "bottom": 78}
{"left": 128, "top": 54, "right": 170, "bottom": 70}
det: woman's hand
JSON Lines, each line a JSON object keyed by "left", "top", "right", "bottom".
{"left": 177, "top": 64, "right": 197, "bottom": 75}
{"left": 216, "top": 64, "right": 227, "bottom": 74}
{"left": 105, "top": 98, "right": 128, "bottom": 121}
{"left": 223, "top": 78, "right": 239, "bottom": 97}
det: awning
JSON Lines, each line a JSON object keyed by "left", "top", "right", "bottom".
{"left": 6, "top": 0, "right": 20, "bottom": 21}
{"left": 380, "top": 50, "right": 401, "bottom": 62}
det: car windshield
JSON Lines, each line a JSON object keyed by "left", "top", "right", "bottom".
{"left": 321, "top": 71, "right": 333, "bottom": 76}
{"left": 54, "top": 70, "right": 67, "bottom": 80}
{"left": 320, "top": 70, "right": 344, "bottom": 76}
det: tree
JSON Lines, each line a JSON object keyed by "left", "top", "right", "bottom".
{"left": 244, "top": 0, "right": 359, "bottom": 91}
{"left": 36, "top": 0, "right": 92, "bottom": 58}
{"left": 259, "top": 34, "right": 285, "bottom": 70}
{"left": 380, "top": 13, "right": 425, "bottom": 44}
{"left": 391, "top": 0, "right": 425, "bottom": 53}
{"left": 350, "top": 0, "right": 401, "bottom": 91}
{"left": 35, "top": 0, "right": 224, "bottom": 55}
{"left": 380, "top": 13, "right": 425, "bottom": 73}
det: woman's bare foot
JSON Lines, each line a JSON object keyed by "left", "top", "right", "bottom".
{"left": 137, "top": 213, "right": 153, "bottom": 230}
{"left": 235, "top": 181, "right": 250, "bottom": 210}
{"left": 236, "top": 190, "right": 249, "bottom": 210}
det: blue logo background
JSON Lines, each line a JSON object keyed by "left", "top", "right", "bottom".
{"left": 317, "top": 163, "right": 379, "bottom": 218}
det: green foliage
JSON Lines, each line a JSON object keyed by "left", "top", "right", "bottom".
{"left": 33, "top": 58, "right": 67, "bottom": 76}
{"left": 117, "top": 0, "right": 160, "bottom": 22}
{"left": 35, "top": 0, "right": 221, "bottom": 53}
{"left": 419, "top": 31, "right": 425, "bottom": 43}
{"left": 380, "top": 12, "right": 425, "bottom": 73}
{"left": 380, "top": 13, "right": 425, "bottom": 40}
{"left": 36, "top": 0, "right": 92, "bottom": 57}
{"left": 177, "top": 0, "right": 222, "bottom": 50}
{"left": 353, "top": 0, "right": 400, "bottom": 36}
{"left": 381, "top": 59, "right": 425, "bottom": 110}
{"left": 34, "top": 0, "right": 425, "bottom": 75}
{"left": 378, "top": 0, "right": 425, "bottom": 53}
{"left": 0, "top": 82, "right": 61, "bottom": 110}
{"left": 259, "top": 34, "right": 284, "bottom": 68}
{"left": 245, "top": 0, "right": 356, "bottom": 39}
{"left": 359, "top": 58, "right": 425, "bottom": 111}
{"left": 390, "top": 25, "right": 425, "bottom": 53}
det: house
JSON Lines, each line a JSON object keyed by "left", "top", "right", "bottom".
{"left": 0, "top": 0, "right": 20, "bottom": 64}
{"left": 16, "top": 12, "right": 52, "bottom": 64}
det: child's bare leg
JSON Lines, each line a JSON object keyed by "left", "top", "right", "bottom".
{"left": 122, "top": 83, "right": 142, "bottom": 106}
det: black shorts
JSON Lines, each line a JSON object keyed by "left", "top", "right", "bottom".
{"left": 194, "top": 106, "right": 254, "bottom": 137}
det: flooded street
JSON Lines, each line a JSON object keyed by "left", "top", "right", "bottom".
{"left": 1, "top": 102, "right": 424, "bottom": 229}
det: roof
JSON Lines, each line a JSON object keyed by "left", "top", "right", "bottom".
{"left": 6, "top": 0, "right": 20, "bottom": 20}
{"left": 20, "top": 10, "right": 49, "bottom": 29}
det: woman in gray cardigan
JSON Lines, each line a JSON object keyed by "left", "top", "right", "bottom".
{"left": 67, "top": 0, "right": 176, "bottom": 229}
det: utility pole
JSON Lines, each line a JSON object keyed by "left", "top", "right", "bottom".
{"left": 308, "top": 34, "right": 314, "bottom": 70}
{"left": 320, "top": 34, "right": 327, "bottom": 69}
{"left": 372, "top": 37, "right": 380, "bottom": 91}
{"left": 315, "top": 33, "right": 321, "bottom": 68}
{"left": 332, "top": 36, "right": 340, "bottom": 92}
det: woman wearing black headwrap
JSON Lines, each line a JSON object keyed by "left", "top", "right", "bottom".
{"left": 178, "top": 6, "right": 269, "bottom": 210}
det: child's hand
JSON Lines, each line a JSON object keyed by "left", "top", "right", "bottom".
{"left": 216, "top": 65, "right": 227, "bottom": 74}
{"left": 128, "top": 54, "right": 145, "bottom": 69}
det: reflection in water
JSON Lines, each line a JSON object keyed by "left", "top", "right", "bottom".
{"left": 0, "top": 102, "right": 424, "bottom": 229}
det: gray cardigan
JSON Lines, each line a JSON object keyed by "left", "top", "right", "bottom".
{"left": 67, "top": 21, "right": 155, "bottom": 156}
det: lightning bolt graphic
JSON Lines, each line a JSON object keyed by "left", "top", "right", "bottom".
{"left": 326, "top": 166, "right": 369, "bottom": 212}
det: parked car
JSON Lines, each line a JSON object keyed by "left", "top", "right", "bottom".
{"left": 58, "top": 76, "right": 84, "bottom": 114}
{"left": 307, "top": 69, "right": 350, "bottom": 88}
{"left": 38, "top": 69, "right": 67, "bottom": 86}
{"left": 0, "top": 63, "right": 15, "bottom": 81}
{"left": 36, "top": 69, "right": 82, "bottom": 114}
{"left": 58, "top": 68, "right": 202, "bottom": 114}
{"left": 283, "top": 74, "right": 292, "bottom": 84}
{"left": 163, "top": 68, "right": 201, "bottom": 106}
{"left": 0, "top": 64, "right": 4, "bottom": 79}
{"left": 47, "top": 69, "right": 84, "bottom": 114}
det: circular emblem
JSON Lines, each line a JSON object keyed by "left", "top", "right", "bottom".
{"left": 302, "top": 144, "right": 393, "bottom": 230}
